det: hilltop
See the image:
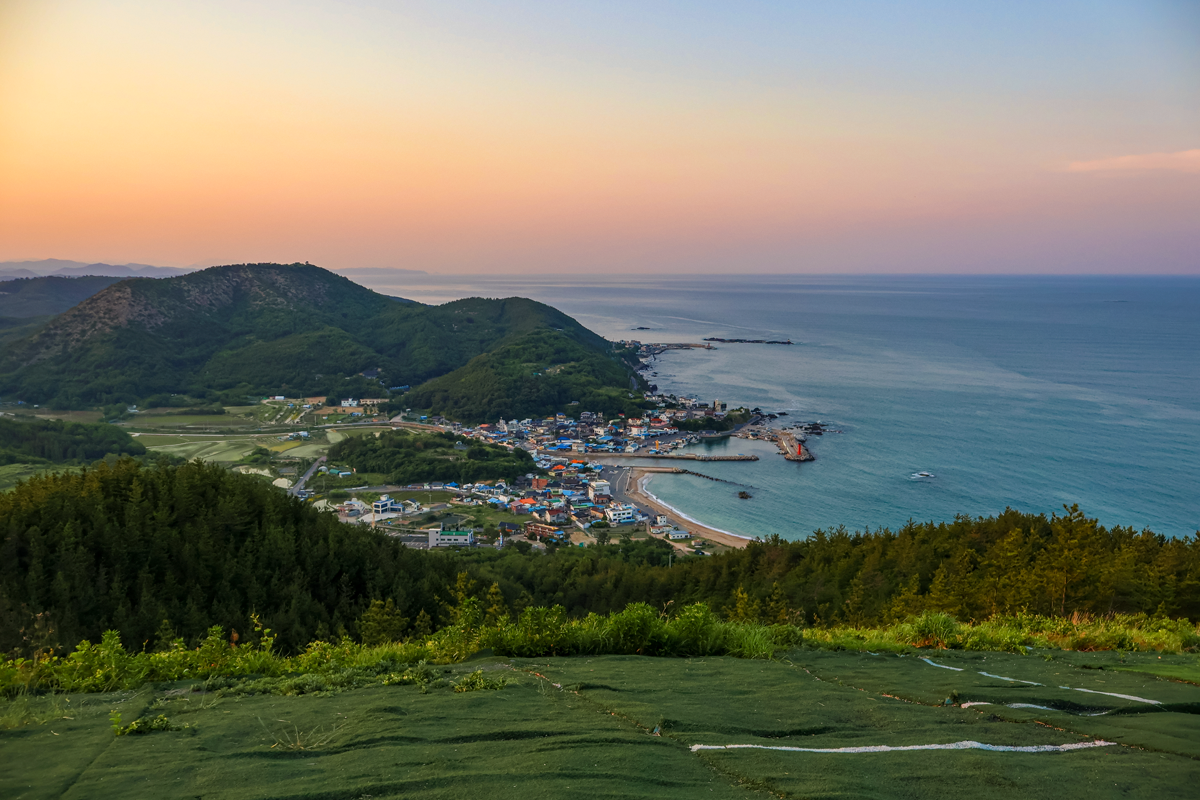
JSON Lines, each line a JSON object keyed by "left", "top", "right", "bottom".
{"left": 0, "top": 263, "right": 641, "bottom": 420}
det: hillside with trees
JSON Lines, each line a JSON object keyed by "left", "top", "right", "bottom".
{"left": 0, "top": 459, "right": 456, "bottom": 654}
{"left": 0, "top": 416, "right": 146, "bottom": 465}
{"left": 2, "top": 456, "right": 1196, "bottom": 658}
{"left": 0, "top": 263, "right": 641, "bottom": 421}
{"left": 405, "top": 329, "right": 649, "bottom": 422}
{"left": 329, "top": 430, "right": 540, "bottom": 485}
{"left": 463, "top": 508, "right": 1200, "bottom": 624}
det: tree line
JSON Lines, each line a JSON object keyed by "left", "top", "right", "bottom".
{"left": 0, "top": 416, "right": 146, "bottom": 465}
{"left": 2, "top": 457, "right": 1196, "bottom": 658}
{"left": 461, "top": 508, "right": 1200, "bottom": 624}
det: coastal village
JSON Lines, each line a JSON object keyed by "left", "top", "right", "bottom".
{"left": 289, "top": 375, "right": 830, "bottom": 555}
{"left": 229, "top": 336, "right": 837, "bottom": 555}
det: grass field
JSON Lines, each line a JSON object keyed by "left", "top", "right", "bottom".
{"left": 129, "top": 413, "right": 256, "bottom": 429}
{"left": 2, "top": 648, "right": 1196, "bottom": 799}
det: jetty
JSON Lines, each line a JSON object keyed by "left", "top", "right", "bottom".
{"left": 579, "top": 452, "right": 758, "bottom": 462}
{"left": 702, "top": 337, "right": 792, "bottom": 345}
{"left": 778, "top": 431, "right": 815, "bottom": 462}
{"left": 643, "top": 342, "right": 714, "bottom": 351}
{"left": 636, "top": 466, "right": 750, "bottom": 486}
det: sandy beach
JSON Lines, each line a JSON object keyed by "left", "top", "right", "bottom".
{"left": 626, "top": 469, "right": 751, "bottom": 550}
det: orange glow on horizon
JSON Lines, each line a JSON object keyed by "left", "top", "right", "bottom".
{"left": 1, "top": 1, "right": 1197, "bottom": 273}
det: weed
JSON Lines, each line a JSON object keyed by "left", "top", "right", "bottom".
{"left": 113, "top": 713, "right": 188, "bottom": 735}
{"left": 453, "top": 670, "right": 507, "bottom": 692}
{"left": 0, "top": 691, "right": 76, "bottom": 730}
{"left": 258, "top": 715, "right": 349, "bottom": 751}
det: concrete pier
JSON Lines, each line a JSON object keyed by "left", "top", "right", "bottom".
{"left": 778, "top": 431, "right": 815, "bottom": 462}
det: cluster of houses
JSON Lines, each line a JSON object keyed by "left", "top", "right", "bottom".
{"left": 439, "top": 398, "right": 735, "bottom": 457}
{"left": 335, "top": 464, "right": 696, "bottom": 549}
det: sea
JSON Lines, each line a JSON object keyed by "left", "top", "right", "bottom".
{"left": 349, "top": 272, "right": 1200, "bottom": 539}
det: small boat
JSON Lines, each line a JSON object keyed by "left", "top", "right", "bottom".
{"left": 910, "top": 472, "right": 935, "bottom": 479}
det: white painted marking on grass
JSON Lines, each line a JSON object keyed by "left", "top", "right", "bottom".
{"left": 690, "top": 740, "right": 1115, "bottom": 754}
{"left": 921, "top": 658, "right": 964, "bottom": 671}
{"left": 1060, "top": 687, "right": 1160, "bottom": 705}
{"left": 979, "top": 671, "right": 1042, "bottom": 686}
{"left": 961, "top": 701, "right": 1111, "bottom": 717}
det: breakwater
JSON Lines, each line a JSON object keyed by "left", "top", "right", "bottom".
{"left": 637, "top": 465, "right": 753, "bottom": 488}
{"left": 583, "top": 452, "right": 759, "bottom": 462}
{"left": 702, "top": 337, "right": 793, "bottom": 345}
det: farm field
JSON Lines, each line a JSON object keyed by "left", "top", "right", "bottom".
{"left": 28, "top": 409, "right": 105, "bottom": 424}
{"left": 128, "top": 413, "right": 256, "bottom": 429}
{"left": 2, "top": 649, "right": 1196, "bottom": 799}
{"left": 132, "top": 434, "right": 265, "bottom": 463}
{"left": 131, "top": 424, "right": 390, "bottom": 466}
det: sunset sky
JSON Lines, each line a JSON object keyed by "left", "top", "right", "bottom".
{"left": 1, "top": 1, "right": 1197, "bottom": 274}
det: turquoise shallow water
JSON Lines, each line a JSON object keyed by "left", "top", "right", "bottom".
{"left": 357, "top": 273, "right": 1200, "bottom": 538}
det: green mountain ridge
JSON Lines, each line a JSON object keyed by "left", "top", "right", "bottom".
{"left": 0, "top": 263, "right": 640, "bottom": 420}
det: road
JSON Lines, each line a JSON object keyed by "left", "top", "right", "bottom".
{"left": 289, "top": 455, "right": 326, "bottom": 496}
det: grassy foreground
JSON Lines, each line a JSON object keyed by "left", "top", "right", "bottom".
{"left": 2, "top": 608, "right": 1198, "bottom": 798}
{"left": 2, "top": 650, "right": 1198, "bottom": 799}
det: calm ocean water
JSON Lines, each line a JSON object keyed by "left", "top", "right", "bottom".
{"left": 353, "top": 273, "right": 1200, "bottom": 538}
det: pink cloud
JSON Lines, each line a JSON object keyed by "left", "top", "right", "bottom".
{"left": 1065, "top": 149, "right": 1200, "bottom": 173}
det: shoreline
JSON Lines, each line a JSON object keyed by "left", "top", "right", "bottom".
{"left": 626, "top": 468, "right": 752, "bottom": 550}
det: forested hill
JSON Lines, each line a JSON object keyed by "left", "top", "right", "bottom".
{"left": 0, "top": 263, "right": 639, "bottom": 418}
{"left": 0, "top": 459, "right": 458, "bottom": 654}
{"left": 0, "top": 416, "right": 146, "bottom": 465}
{"left": 329, "top": 429, "right": 540, "bottom": 484}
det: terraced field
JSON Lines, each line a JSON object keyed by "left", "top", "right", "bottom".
{"left": 3, "top": 649, "right": 1196, "bottom": 799}
{"left": 133, "top": 434, "right": 264, "bottom": 462}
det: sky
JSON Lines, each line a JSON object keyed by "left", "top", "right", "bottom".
{"left": 1, "top": 0, "right": 1197, "bottom": 274}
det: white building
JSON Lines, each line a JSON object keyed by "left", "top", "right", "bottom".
{"left": 428, "top": 529, "right": 475, "bottom": 548}
{"left": 605, "top": 506, "right": 637, "bottom": 525}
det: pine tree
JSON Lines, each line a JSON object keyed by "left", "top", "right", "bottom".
{"left": 484, "top": 582, "right": 510, "bottom": 627}
{"left": 764, "top": 582, "right": 790, "bottom": 625}
{"left": 726, "top": 586, "right": 761, "bottom": 622}
{"left": 411, "top": 609, "right": 433, "bottom": 640}
{"left": 357, "top": 599, "right": 408, "bottom": 646}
